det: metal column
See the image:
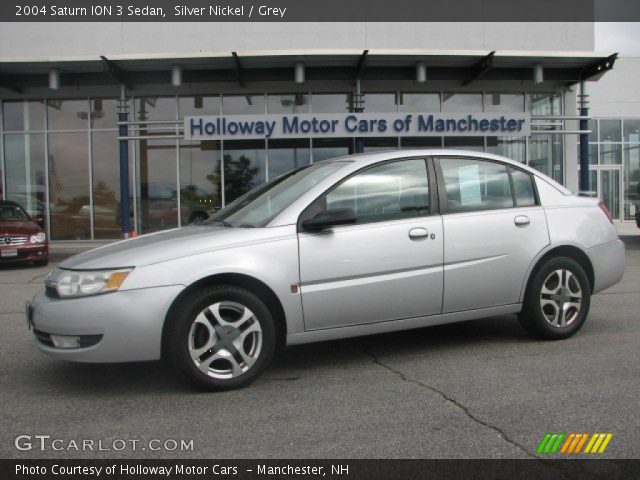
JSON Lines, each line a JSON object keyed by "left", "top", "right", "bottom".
{"left": 118, "top": 88, "right": 132, "bottom": 238}
{"left": 354, "top": 79, "right": 364, "bottom": 154}
{"left": 579, "top": 81, "right": 590, "bottom": 192}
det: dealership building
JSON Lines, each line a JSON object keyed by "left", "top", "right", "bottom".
{"left": 0, "top": 21, "right": 638, "bottom": 239}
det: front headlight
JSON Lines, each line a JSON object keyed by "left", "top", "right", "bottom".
{"left": 30, "top": 232, "right": 46, "bottom": 244}
{"left": 54, "top": 268, "right": 132, "bottom": 298}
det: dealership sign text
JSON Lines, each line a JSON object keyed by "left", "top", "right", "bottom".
{"left": 184, "top": 113, "right": 531, "bottom": 140}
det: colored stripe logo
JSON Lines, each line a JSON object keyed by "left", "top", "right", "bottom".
{"left": 537, "top": 433, "right": 613, "bottom": 454}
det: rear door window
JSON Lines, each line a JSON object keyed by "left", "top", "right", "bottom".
{"left": 438, "top": 158, "right": 514, "bottom": 213}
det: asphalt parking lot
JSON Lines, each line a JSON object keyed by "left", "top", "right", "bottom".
{"left": 1, "top": 238, "right": 639, "bottom": 459}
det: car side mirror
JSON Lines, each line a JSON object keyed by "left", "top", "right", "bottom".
{"left": 302, "top": 208, "right": 357, "bottom": 232}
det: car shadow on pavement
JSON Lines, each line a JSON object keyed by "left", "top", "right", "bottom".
{"left": 31, "top": 315, "right": 529, "bottom": 394}
{"left": 271, "top": 314, "right": 529, "bottom": 371}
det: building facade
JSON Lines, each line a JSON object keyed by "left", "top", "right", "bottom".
{"left": 0, "top": 22, "right": 636, "bottom": 240}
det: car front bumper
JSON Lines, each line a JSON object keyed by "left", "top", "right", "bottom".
{"left": 29, "top": 285, "right": 183, "bottom": 363}
{"left": 0, "top": 244, "right": 48, "bottom": 263}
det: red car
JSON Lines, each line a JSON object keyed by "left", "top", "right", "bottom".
{"left": 0, "top": 200, "right": 48, "bottom": 266}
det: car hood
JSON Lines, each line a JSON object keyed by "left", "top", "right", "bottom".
{"left": 1, "top": 221, "right": 39, "bottom": 237}
{"left": 60, "top": 225, "right": 291, "bottom": 270}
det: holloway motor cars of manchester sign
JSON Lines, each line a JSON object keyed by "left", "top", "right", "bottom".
{"left": 184, "top": 112, "right": 531, "bottom": 140}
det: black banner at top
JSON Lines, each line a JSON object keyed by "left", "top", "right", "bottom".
{"left": 1, "top": 0, "right": 640, "bottom": 22}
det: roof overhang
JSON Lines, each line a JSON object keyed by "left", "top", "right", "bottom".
{"left": 0, "top": 49, "right": 618, "bottom": 92}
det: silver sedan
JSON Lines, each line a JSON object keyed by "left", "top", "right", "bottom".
{"left": 29, "top": 150, "right": 625, "bottom": 390}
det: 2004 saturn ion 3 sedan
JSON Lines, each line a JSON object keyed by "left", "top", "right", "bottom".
{"left": 28, "top": 150, "right": 625, "bottom": 390}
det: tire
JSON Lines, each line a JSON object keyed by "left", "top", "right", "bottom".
{"left": 518, "top": 256, "right": 591, "bottom": 340}
{"left": 33, "top": 258, "right": 49, "bottom": 267}
{"left": 164, "top": 285, "right": 276, "bottom": 391}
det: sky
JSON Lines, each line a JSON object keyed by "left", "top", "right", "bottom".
{"left": 595, "top": 22, "right": 640, "bottom": 55}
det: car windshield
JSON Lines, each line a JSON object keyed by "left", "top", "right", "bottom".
{"left": 205, "top": 162, "right": 346, "bottom": 228}
{"left": 0, "top": 205, "right": 31, "bottom": 222}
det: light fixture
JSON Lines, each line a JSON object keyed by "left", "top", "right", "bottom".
{"left": 416, "top": 62, "right": 427, "bottom": 83}
{"left": 48, "top": 68, "right": 60, "bottom": 90}
{"left": 533, "top": 63, "right": 544, "bottom": 84}
{"left": 171, "top": 65, "right": 182, "bottom": 87}
{"left": 294, "top": 63, "right": 305, "bottom": 84}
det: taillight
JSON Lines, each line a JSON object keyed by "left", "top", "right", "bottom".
{"left": 598, "top": 201, "right": 613, "bottom": 224}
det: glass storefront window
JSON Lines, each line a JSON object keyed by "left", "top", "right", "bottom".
{"left": 267, "top": 94, "right": 310, "bottom": 114}
{"left": 588, "top": 120, "right": 599, "bottom": 143}
{"left": 441, "top": 93, "right": 482, "bottom": 113}
{"left": 48, "top": 132, "right": 90, "bottom": 239}
{"left": 91, "top": 131, "right": 122, "bottom": 239}
{"left": 267, "top": 139, "right": 311, "bottom": 179}
{"left": 398, "top": 93, "right": 440, "bottom": 113}
{"left": 136, "top": 97, "right": 177, "bottom": 122}
{"left": 2, "top": 100, "right": 45, "bottom": 131}
{"left": 400, "top": 137, "right": 442, "bottom": 148}
{"left": 311, "top": 94, "right": 352, "bottom": 113}
{"left": 3, "top": 133, "right": 46, "bottom": 228}
{"left": 179, "top": 96, "right": 221, "bottom": 117}
{"left": 223, "top": 140, "right": 267, "bottom": 204}
{"left": 312, "top": 138, "right": 352, "bottom": 161}
{"left": 624, "top": 119, "right": 640, "bottom": 143}
{"left": 588, "top": 143, "right": 598, "bottom": 165}
{"left": 624, "top": 143, "right": 640, "bottom": 220}
{"left": 136, "top": 139, "right": 178, "bottom": 234}
{"left": 90, "top": 98, "right": 124, "bottom": 130}
{"left": 362, "top": 94, "right": 397, "bottom": 113}
{"left": 529, "top": 134, "right": 563, "bottom": 184}
{"left": 486, "top": 137, "right": 526, "bottom": 163}
{"left": 484, "top": 93, "right": 524, "bottom": 112}
{"left": 47, "top": 99, "right": 90, "bottom": 130}
{"left": 223, "top": 95, "right": 266, "bottom": 115}
{"left": 599, "top": 119, "right": 622, "bottom": 142}
{"left": 179, "top": 140, "right": 222, "bottom": 224}
{"left": 444, "top": 137, "right": 484, "bottom": 151}
{"left": 362, "top": 137, "right": 399, "bottom": 152}
{"left": 529, "top": 93, "right": 562, "bottom": 116}
{"left": 600, "top": 143, "right": 622, "bottom": 165}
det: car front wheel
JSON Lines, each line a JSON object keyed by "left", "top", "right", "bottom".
{"left": 164, "top": 285, "right": 276, "bottom": 391}
{"left": 518, "top": 256, "right": 591, "bottom": 340}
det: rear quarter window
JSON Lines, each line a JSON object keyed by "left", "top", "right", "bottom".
{"left": 511, "top": 169, "right": 537, "bottom": 207}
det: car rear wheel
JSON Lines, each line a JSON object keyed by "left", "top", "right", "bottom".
{"left": 518, "top": 256, "right": 591, "bottom": 340}
{"left": 164, "top": 285, "right": 276, "bottom": 391}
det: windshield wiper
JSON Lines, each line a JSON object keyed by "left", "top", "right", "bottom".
{"left": 237, "top": 223, "right": 255, "bottom": 228}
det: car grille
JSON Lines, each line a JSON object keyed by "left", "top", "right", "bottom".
{"left": 1, "top": 236, "right": 27, "bottom": 246}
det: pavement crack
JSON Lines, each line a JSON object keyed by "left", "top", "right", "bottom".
{"left": 363, "top": 347, "right": 537, "bottom": 459}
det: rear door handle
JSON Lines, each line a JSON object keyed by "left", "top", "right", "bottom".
{"left": 514, "top": 215, "right": 530, "bottom": 227}
{"left": 409, "top": 227, "right": 429, "bottom": 240}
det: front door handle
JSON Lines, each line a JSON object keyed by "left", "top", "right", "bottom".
{"left": 514, "top": 215, "right": 530, "bottom": 227}
{"left": 409, "top": 227, "right": 429, "bottom": 240}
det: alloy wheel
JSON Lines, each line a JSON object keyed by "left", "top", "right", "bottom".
{"left": 539, "top": 269, "right": 583, "bottom": 328}
{"left": 188, "top": 301, "right": 262, "bottom": 379}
